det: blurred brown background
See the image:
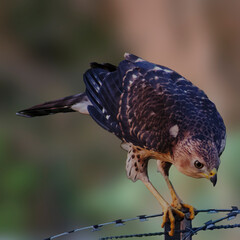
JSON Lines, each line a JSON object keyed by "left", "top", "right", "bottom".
{"left": 0, "top": 0, "right": 239, "bottom": 239}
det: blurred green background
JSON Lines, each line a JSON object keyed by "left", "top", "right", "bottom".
{"left": 0, "top": 0, "right": 240, "bottom": 239}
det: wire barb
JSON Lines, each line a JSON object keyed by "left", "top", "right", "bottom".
{"left": 44, "top": 207, "right": 240, "bottom": 240}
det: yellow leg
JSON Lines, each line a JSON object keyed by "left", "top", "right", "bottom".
{"left": 163, "top": 175, "right": 195, "bottom": 220}
{"left": 142, "top": 180, "right": 185, "bottom": 236}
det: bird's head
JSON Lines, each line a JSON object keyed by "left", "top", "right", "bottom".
{"left": 172, "top": 135, "right": 219, "bottom": 186}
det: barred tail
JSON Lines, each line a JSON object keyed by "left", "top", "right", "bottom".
{"left": 16, "top": 92, "right": 91, "bottom": 118}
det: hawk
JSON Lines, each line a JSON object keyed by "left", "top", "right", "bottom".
{"left": 17, "top": 53, "right": 226, "bottom": 236}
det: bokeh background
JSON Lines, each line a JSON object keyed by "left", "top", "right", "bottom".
{"left": 0, "top": 0, "right": 240, "bottom": 239}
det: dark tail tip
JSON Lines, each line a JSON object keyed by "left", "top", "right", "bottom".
{"left": 16, "top": 106, "right": 74, "bottom": 118}
{"left": 16, "top": 110, "right": 37, "bottom": 118}
{"left": 16, "top": 93, "right": 87, "bottom": 118}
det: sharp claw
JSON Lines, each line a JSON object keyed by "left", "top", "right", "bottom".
{"left": 161, "top": 205, "right": 185, "bottom": 236}
{"left": 171, "top": 199, "right": 196, "bottom": 220}
{"left": 181, "top": 203, "right": 195, "bottom": 219}
{"left": 161, "top": 210, "right": 167, "bottom": 228}
{"left": 168, "top": 209, "right": 175, "bottom": 236}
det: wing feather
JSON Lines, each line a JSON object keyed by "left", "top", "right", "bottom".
{"left": 84, "top": 53, "right": 226, "bottom": 154}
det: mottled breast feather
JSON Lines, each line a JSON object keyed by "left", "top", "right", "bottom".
{"left": 84, "top": 53, "right": 226, "bottom": 155}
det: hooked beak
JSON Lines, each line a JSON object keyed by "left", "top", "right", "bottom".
{"left": 209, "top": 168, "right": 217, "bottom": 187}
{"left": 201, "top": 168, "right": 217, "bottom": 186}
{"left": 210, "top": 174, "right": 217, "bottom": 186}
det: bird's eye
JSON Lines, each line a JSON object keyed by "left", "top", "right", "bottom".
{"left": 194, "top": 160, "right": 204, "bottom": 169}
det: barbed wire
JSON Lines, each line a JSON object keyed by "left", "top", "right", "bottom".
{"left": 100, "top": 224, "right": 240, "bottom": 240}
{"left": 44, "top": 206, "right": 239, "bottom": 240}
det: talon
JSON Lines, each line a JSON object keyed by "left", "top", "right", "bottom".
{"left": 171, "top": 199, "right": 196, "bottom": 220}
{"left": 181, "top": 203, "right": 195, "bottom": 219}
{"left": 161, "top": 205, "right": 185, "bottom": 236}
{"left": 168, "top": 209, "right": 175, "bottom": 236}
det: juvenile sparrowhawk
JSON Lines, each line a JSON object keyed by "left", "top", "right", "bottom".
{"left": 17, "top": 53, "right": 226, "bottom": 236}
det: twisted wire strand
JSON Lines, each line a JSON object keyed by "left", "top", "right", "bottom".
{"left": 44, "top": 206, "right": 239, "bottom": 240}
{"left": 100, "top": 224, "right": 240, "bottom": 240}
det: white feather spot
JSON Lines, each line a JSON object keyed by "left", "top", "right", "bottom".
{"left": 123, "top": 69, "right": 135, "bottom": 81}
{"left": 132, "top": 74, "right": 138, "bottom": 80}
{"left": 164, "top": 69, "right": 173, "bottom": 73}
{"left": 106, "top": 115, "right": 110, "bottom": 120}
{"left": 154, "top": 76, "right": 159, "bottom": 80}
{"left": 135, "top": 58, "right": 144, "bottom": 62}
{"left": 71, "top": 100, "right": 91, "bottom": 114}
{"left": 153, "top": 66, "right": 162, "bottom": 71}
{"left": 176, "top": 77, "right": 185, "bottom": 82}
{"left": 169, "top": 125, "right": 179, "bottom": 138}
{"left": 124, "top": 52, "right": 130, "bottom": 59}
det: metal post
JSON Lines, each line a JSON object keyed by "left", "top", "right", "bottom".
{"left": 180, "top": 212, "right": 192, "bottom": 240}
{"left": 164, "top": 210, "right": 192, "bottom": 240}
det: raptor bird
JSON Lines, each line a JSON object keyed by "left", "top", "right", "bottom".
{"left": 17, "top": 53, "right": 226, "bottom": 236}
